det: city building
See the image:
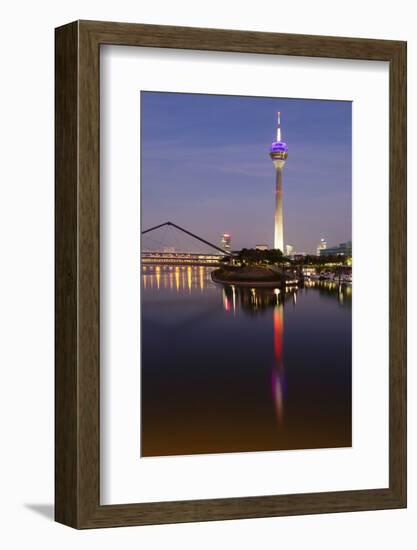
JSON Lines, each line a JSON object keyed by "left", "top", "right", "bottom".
{"left": 316, "top": 238, "right": 327, "bottom": 256}
{"left": 220, "top": 233, "right": 231, "bottom": 252}
{"left": 285, "top": 244, "right": 294, "bottom": 256}
{"left": 269, "top": 112, "right": 288, "bottom": 253}
{"left": 319, "top": 241, "right": 352, "bottom": 257}
{"left": 255, "top": 244, "right": 268, "bottom": 251}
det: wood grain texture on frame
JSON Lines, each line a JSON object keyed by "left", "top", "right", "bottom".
{"left": 55, "top": 20, "right": 407, "bottom": 529}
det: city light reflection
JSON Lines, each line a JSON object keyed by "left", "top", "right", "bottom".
{"left": 222, "top": 288, "right": 231, "bottom": 312}
{"left": 199, "top": 266, "right": 204, "bottom": 291}
{"left": 231, "top": 285, "right": 236, "bottom": 314}
{"left": 187, "top": 267, "right": 192, "bottom": 292}
{"left": 156, "top": 266, "right": 161, "bottom": 289}
{"left": 175, "top": 269, "right": 180, "bottom": 291}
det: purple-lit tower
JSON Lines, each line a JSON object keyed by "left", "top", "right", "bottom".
{"left": 269, "top": 112, "right": 288, "bottom": 252}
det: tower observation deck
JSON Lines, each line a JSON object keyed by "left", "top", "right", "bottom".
{"left": 269, "top": 112, "right": 288, "bottom": 252}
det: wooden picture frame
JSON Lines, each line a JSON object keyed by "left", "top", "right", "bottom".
{"left": 55, "top": 20, "right": 407, "bottom": 528}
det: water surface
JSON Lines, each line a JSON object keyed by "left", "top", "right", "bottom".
{"left": 141, "top": 266, "right": 352, "bottom": 457}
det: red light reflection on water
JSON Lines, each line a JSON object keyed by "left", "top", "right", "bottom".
{"left": 272, "top": 302, "right": 285, "bottom": 425}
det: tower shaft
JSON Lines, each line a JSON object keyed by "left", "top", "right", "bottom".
{"left": 274, "top": 166, "right": 284, "bottom": 252}
{"left": 269, "top": 112, "right": 288, "bottom": 253}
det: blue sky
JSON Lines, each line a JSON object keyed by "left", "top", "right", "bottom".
{"left": 141, "top": 91, "right": 351, "bottom": 254}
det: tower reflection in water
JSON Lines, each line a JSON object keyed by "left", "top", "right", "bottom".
{"left": 272, "top": 296, "right": 285, "bottom": 424}
{"left": 221, "top": 284, "right": 297, "bottom": 427}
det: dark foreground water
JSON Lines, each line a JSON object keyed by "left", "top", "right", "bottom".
{"left": 141, "top": 266, "right": 352, "bottom": 457}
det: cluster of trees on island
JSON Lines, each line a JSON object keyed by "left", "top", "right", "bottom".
{"left": 220, "top": 248, "right": 351, "bottom": 268}
{"left": 232, "top": 248, "right": 286, "bottom": 266}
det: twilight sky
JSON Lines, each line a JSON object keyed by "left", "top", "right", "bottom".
{"left": 141, "top": 91, "right": 352, "bottom": 254}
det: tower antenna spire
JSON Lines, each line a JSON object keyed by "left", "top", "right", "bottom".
{"left": 277, "top": 111, "right": 281, "bottom": 141}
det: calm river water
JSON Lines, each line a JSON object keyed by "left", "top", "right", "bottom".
{"left": 141, "top": 265, "right": 352, "bottom": 457}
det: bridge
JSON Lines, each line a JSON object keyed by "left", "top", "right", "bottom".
{"left": 141, "top": 221, "right": 232, "bottom": 266}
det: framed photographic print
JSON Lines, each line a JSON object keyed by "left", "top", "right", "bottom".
{"left": 55, "top": 20, "right": 406, "bottom": 528}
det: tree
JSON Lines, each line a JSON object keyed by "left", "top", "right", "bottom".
{"left": 234, "top": 247, "right": 285, "bottom": 267}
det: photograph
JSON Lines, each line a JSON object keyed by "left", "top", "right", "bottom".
{"left": 140, "top": 91, "right": 352, "bottom": 457}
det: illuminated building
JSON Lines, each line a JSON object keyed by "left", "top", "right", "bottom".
{"left": 221, "top": 233, "right": 231, "bottom": 252}
{"left": 316, "top": 238, "right": 327, "bottom": 256}
{"left": 255, "top": 244, "right": 268, "bottom": 251}
{"left": 285, "top": 244, "right": 294, "bottom": 256}
{"left": 269, "top": 112, "right": 288, "bottom": 253}
{"left": 319, "top": 240, "right": 352, "bottom": 257}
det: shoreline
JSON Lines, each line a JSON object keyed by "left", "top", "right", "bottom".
{"left": 211, "top": 270, "right": 297, "bottom": 288}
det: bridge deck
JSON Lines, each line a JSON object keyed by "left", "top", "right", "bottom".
{"left": 142, "top": 251, "right": 223, "bottom": 266}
